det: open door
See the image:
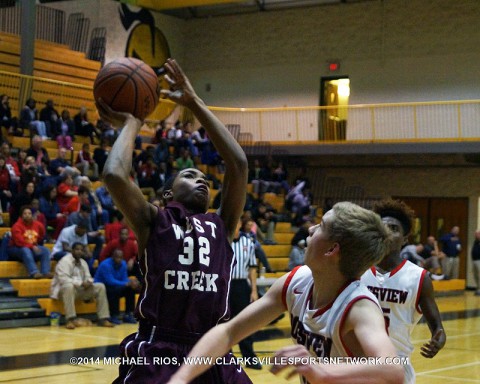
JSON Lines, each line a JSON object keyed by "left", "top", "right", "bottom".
{"left": 319, "top": 77, "right": 350, "bottom": 141}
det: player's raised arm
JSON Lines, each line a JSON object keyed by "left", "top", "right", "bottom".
{"left": 161, "top": 59, "right": 248, "bottom": 241}
{"left": 98, "top": 100, "right": 156, "bottom": 251}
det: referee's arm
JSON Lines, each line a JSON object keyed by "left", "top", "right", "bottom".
{"left": 248, "top": 266, "right": 258, "bottom": 302}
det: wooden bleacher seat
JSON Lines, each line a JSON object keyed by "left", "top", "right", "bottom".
{"left": 10, "top": 279, "right": 51, "bottom": 297}
{"left": 274, "top": 232, "right": 294, "bottom": 244}
{"left": 38, "top": 297, "right": 127, "bottom": 316}
{"left": 0, "top": 261, "right": 28, "bottom": 278}
{"left": 263, "top": 244, "right": 291, "bottom": 257}
{"left": 268, "top": 257, "right": 289, "bottom": 272}
{"left": 275, "top": 222, "right": 293, "bottom": 233}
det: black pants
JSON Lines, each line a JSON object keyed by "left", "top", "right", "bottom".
{"left": 105, "top": 285, "right": 136, "bottom": 317}
{"left": 229, "top": 279, "right": 256, "bottom": 358}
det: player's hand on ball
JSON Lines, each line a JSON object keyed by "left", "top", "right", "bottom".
{"left": 96, "top": 98, "right": 141, "bottom": 128}
{"left": 161, "top": 58, "right": 198, "bottom": 108}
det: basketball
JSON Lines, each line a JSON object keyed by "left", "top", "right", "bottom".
{"left": 93, "top": 57, "right": 160, "bottom": 120}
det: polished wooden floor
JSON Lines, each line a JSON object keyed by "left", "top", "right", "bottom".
{"left": 1, "top": 292, "right": 479, "bottom": 383}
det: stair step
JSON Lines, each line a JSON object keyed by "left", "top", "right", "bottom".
{"left": 0, "top": 316, "right": 50, "bottom": 329}
{"left": 0, "top": 297, "right": 40, "bottom": 310}
{"left": 0, "top": 307, "right": 45, "bottom": 320}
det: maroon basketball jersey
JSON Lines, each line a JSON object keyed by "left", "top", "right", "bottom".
{"left": 135, "top": 202, "right": 234, "bottom": 334}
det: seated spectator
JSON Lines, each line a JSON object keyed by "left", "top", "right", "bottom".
{"left": 50, "top": 242, "right": 114, "bottom": 329}
{"left": 51, "top": 222, "right": 89, "bottom": 262}
{"left": 136, "top": 155, "right": 161, "bottom": 196}
{"left": 105, "top": 209, "right": 135, "bottom": 242}
{"left": 0, "top": 94, "right": 19, "bottom": 137}
{"left": 55, "top": 109, "right": 75, "bottom": 149}
{"left": 94, "top": 249, "right": 139, "bottom": 324}
{"left": 271, "top": 160, "right": 289, "bottom": 194}
{"left": 19, "top": 156, "right": 41, "bottom": 192}
{"left": 0, "top": 154, "right": 13, "bottom": 214}
{"left": 74, "top": 106, "right": 99, "bottom": 144}
{"left": 400, "top": 242, "right": 444, "bottom": 279}
{"left": 100, "top": 226, "right": 138, "bottom": 272}
{"left": 97, "top": 118, "right": 117, "bottom": 146}
{"left": 95, "top": 184, "right": 116, "bottom": 219}
{"left": 288, "top": 239, "right": 306, "bottom": 271}
{"left": 39, "top": 185, "right": 67, "bottom": 240}
{"left": 56, "top": 173, "right": 78, "bottom": 214}
{"left": 421, "top": 235, "right": 446, "bottom": 274}
{"left": 93, "top": 138, "right": 109, "bottom": 175}
{"left": 75, "top": 143, "right": 99, "bottom": 180}
{"left": 175, "top": 148, "right": 195, "bottom": 171}
{"left": 153, "top": 138, "right": 169, "bottom": 169}
{"left": 39, "top": 99, "right": 59, "bottom": 138}
{"left": 7, "top": 205, "right": 51, "bottom": 279}
{"left": 10, "top": 181, "right": 35, "bottom": 225}
{"left": 66, "top": 204, "right": 105, "bottom": 267}
{"left": 19, "top": 98, "right": 47, "bottom": 138}
{"left": 1, "top": 142, "right": 20, "bottom": 189}
{"left": 31, "top": 198, "right": 46, "bottom": 228}
{"left": 286, "top": 180, "right": 313, "bottom": 227}
{"left": 248, "top": 159, "right": 272, "bottom": 195}
{"left": 252, "top": 198, "right": 278, "bottom": 245}
{"left": 77, "top": 176, "right": 108, "bottom": 228}
{"left": 26, "top": 135, "right": 50, "bottom": 166}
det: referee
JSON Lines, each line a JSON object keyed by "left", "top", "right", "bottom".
{"left": 230, "top": 219, "right": 261, "bottom": 370}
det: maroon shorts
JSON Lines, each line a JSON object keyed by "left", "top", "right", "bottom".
{"left": 112, "top": 332, "right": 253, "bottom": 384}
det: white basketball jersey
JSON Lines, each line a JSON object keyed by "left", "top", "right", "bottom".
{"left": 283, "top": 265, "right": 381, "bottom": 383}
{"left": 361, "top": 260, "right": 427, "bottom": 384}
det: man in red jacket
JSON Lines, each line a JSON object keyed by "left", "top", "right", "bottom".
{"left": 99, "top": 227, "right": 138, "bottom": 271}
{"left": 7, "top": 205, "right": 52, "bottom": 279}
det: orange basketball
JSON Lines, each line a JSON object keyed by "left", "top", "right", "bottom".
{"left": 93, "top": 57, "right": 160, "bottom": 120}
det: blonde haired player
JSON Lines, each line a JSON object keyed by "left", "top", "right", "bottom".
{"left": 167, "top": 202, "right": 404, "bottom": 384}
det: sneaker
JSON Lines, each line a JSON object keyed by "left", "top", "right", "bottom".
{"left": 65, "top": 319, "right": 76, "bottom": 330}
{"left": 43, "top": 272, "right": 54, "bottom": 279}
{"left": 73, "top": 318, "right": 92, "bottom": 327}
{"left": 109, "top": 316, "right": 122, "bottom": 325}
{"left": 430, "top": 274, "right": 445, "bottom": 281}
{"left": 32, "top": 272, "right": 43, "bottom": 279}
{"left": 245, "top": 361, "right": 262, "bottom": 370}
{"left": 123, "top": 314, "right": 137, "bottom": 324}
{"left": 98, "top": 318, "right": 115, "bottom": 327}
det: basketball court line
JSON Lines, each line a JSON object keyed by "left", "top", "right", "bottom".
{"left": 417, "top": 360, "right": 480, "bottom": 375}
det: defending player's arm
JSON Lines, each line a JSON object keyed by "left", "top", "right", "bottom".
{"left": 271, "top": 299, "right": 404, "bottom": 384}
{"left": 98, "top": 102, "right": 155, "bottom": 251}
{"left": 166, "top": 275, "right": 288, "bottom": 384}
{"left": 418, "top": 274, "right": 446, "bottom": 358}
{"left": 161, "top": 58, "right": 248, "bottom": 242}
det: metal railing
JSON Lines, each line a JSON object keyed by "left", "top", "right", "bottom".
{"left": 1, "top": 69, "right": 479, "bottom": 145}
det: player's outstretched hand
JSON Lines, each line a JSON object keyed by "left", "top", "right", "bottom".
{"left": 96, "top": 98, "right": 141, "bottom": 128}
{"left": 420, "top": 329, "right": 446, "bottom": 358}
{"left": 160, "top": 58, "right": 198, "bottom": 108}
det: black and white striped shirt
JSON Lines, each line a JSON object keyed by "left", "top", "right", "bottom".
{"left": 231, "top": 234, "right": 257, "bottom": 280}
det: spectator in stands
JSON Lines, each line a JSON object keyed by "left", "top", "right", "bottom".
{"left": 286, "top": 180, "right": 313, "bottom": 227}
{"left": 77, "top": 176, "right": 108, "bottom": 228}
{"left": 190, "top": 126, "right": 209, "bottom": 159}
{"left": 440, "top": 226, "right": 462, "bottom": 279}
{"left": 55, "top": 109, "right": 75, "bottom": 150}
{"left": 97, "top": 118, "right": 117, "bottom": 146}
{"left": 20, "top": 98, "right": 48, "bottom": 138}
{"left": 95, "top": 184, "right": 116, "bottom": 219}
{"left": 248, "top": 158, "right": 273, "bottom": 195}
{"left": 51, "top": 222, "right": 89, "bottom": 261}
{"left": 7, "top": 205, "right": 51, "bottom": 279}
{"left": 56, "top": 173, "right": 78, "bottom": 214}
{"left": 26, "top": 135, "right": 50, "bottom": 166}
{"left": 0, "top": 155, "right": 13, "bottom": 214}
{"left": 74, "top": 106, "right": 99, "bottom": 144}
{"left": 66, "top": 204, "right": 105, "bottom": 267}
{"left": 137, "top": 155, "right": 162, "bottom": 194}
{"left": 400, "top": 242, "right": 444, "bottom": 279}
{"left": 288, "top": 238, "right": 306, "bottom": 271}
{"left": 1, "top": 142, "right": 20, "bottom": 188}
{"left": 290, "top": 218, "right": 313, "bottom": 247}
{"left": 0, "top": 94, "right": 18, "bottom": 137}
{"left": 10, "top": 181, "right": 35, "bottom": 225}
{"left": 252, "top": 197, "right": 278, "bottom": 245}
{"left": 271, "top": 160, "right": 289, "bottom": 194}
{"left": 93, "top": 138, "right": 109, "bottom": 175}
{"left": 16, "top": 148, "right": 27, "bottom": 175}
{"left": 153, "top": 137, "right": 169, "bottom": 169}
{"left": 48, "top": 147, "right": 79, "bottom": 181}
{"left": 100, "top": 226, "right": 138, "bottom": 270}
{"left": 39, "top": 184, "right": 66, "bottom": 240}
{"left": 105, "top": 209, "right": 135, "bottom": 243}
{"left": 39, "top": 99, "right": 59, "bottom": 138}
{"left": 19, "top": 156, "right": 41, "bottom": 193}
{"left": 31, "top": 198, "right": 46, "bottom": 228}
{"left": 175, "top": 147, "right": 195, "bottom": 171}
{"left": 94, "top": 248, "right": 139, "bottom": 324}
{"left": 50, "top": 241, "right": 114, "bottom": 329}
{"left": 75, "top": 143, "right": 99, "bottom": 180}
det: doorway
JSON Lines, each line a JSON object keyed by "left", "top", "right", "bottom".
{"left": 319, "top": 76, "right": 350, "bottom": 141}
{"left": 396, "top": 197, "right": 469, "bottom": 279}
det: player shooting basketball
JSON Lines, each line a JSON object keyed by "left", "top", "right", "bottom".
{"left": 97, "top": 58, "right": 251, "bottom": 383}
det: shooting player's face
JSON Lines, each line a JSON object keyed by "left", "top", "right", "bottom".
{"left": 172, "top": 168, "right": 210, "bottom": 213}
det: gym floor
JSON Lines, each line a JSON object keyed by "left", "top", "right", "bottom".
{"left": 1, "top": 292, "right": 479, "bottom": 384}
